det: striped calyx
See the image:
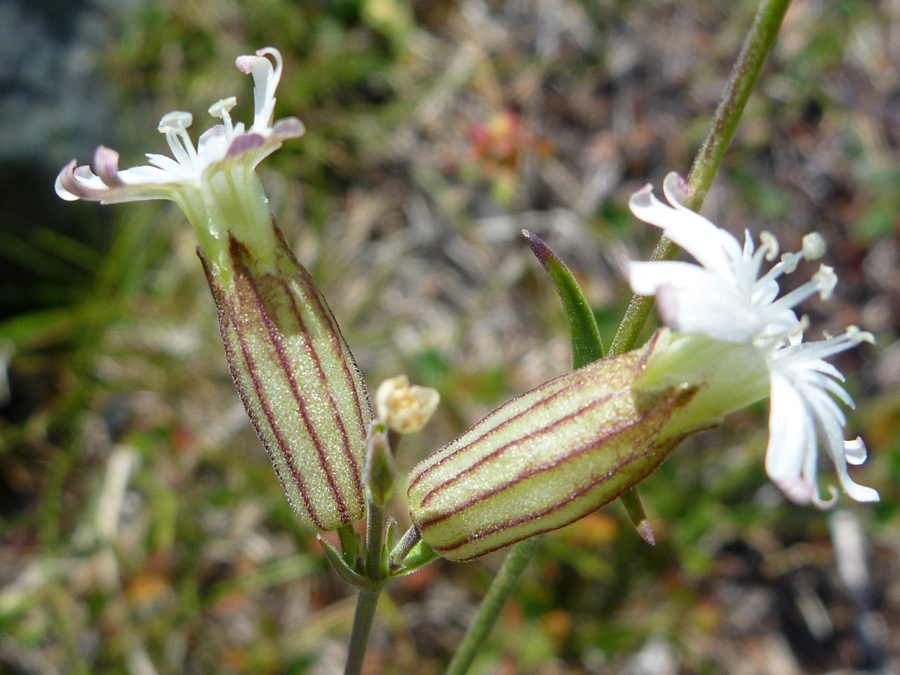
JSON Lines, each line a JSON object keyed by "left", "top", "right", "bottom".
{"left": 407, "top": 331, "right": 713, "bottom": 561}
{"left": 202, "top": 220, "right": 372, "bottom": 531}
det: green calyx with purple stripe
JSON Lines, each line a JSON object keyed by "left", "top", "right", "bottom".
{"left": 409, "top": 327, "right": 763, "bottom": 561}
{"left": 202, "top": 220, "right": 372, "bottom": 531}
{"left": 407, "top": 326, "right": 773, "bottom": 561}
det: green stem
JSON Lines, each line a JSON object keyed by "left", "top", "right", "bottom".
{"left": 444, "top": 1, "right": 793, "bottom": 673}
{"left": 344, "top": 498, "right": 388, "bottom": 675}
{"left": 365, "top": 500, "right": 386, "bottom": 578}
{"left": 444, "top": 536, "right": 541, "bottom": 675}
{"left": 344, "top": 588, "right": 382, "bottom": 675}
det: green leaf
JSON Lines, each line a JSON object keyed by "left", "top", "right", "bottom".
{"left": 389, "top": 540, "right": 439, "bottom": 577}
{"left": 318, "top": 535, "right": 382, "bottom": 591}
{"left": 338, "top": 524, "right": 362, "bottom": 568}
{"left": 523, "top": 230, "right": 603, "bottom": 369}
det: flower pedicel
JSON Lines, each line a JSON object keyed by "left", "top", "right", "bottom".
{"left": 408, "top": 173, "right": 876, "bottom": 561}
{"left": 56, "top": 48, "right": 372, "bottom": 532}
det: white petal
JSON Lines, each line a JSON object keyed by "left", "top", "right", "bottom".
{"left": 656, "top": 286, "right": 762, "bottom": 343}
{"left": 55, "top": 158, "right": 178, "bottom": 204}
{"left": 835, "top": 466, "right": 880, "bottom": 503}
{"left": 765, "top": 371, "right": 814, "bottom": 505}
{"left": 628, "top": 185, "right": 741, "bottom": 276}
{"left": 197, "top": 124, "right": 228, "bottom": 159}
{"left": 802, "top": 384, "right": 848, "bottom": 429}
{"left": 116, "top": 165, "right": 176, "bottom": 184}
{"left": 237, "top": 47, "right": 282, "bottom": 132}
{"left": 271, "top": 117, "right": 305, "bottom": 139}
{"left": 662, "top": 171, "right": 689, "bottom": 209}
{"left": 809, "top": 393, "right": 879, "bottom": 504}
{"left": 628, "top": 260, "right": 760, "bottom": 340}
{"left": 625, "top": 260, "right": 714, "bottom": 297}
{"left": 844, "top": 437, "right": 868, "bottom": 465}
{"left": 805, "top": 370, "right": 855, "bottom": 408}
{"left": 811, "top": 485, "right": 838, "bottom": 509}
{"left": 145, "top": 153, "right": 188, "bottom": 176}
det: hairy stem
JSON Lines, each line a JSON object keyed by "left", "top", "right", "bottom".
{"left": 344, "top": 588, "right": 382, "bottom": 675}
{"left": 344, "top": 498, "right": 387, "bottom": 675}
{"left": 365, "top": 501, "right": 386, "bottom": 579}
{"left": 444, "top": 537, "right": 541, "bottom": 675}
{"left": 444, "top": 1, "right": 794, "bottom": 673}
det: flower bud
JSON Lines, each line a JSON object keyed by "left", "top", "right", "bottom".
{"left": 375, "top": 375, "right": 440, "bottom": 434}
{"left": 202, "top": 220, "right": 372, "bottom": 531}
{"left": 365, "top": 424, "right": 396, "bottom": 507}
{"left": 407, "top": 329, "right": 770, "bottom": 561}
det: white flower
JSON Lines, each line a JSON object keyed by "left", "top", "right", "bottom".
{"left": 626, "top": 172, "right": 878, "bottom": 508}
{"left": 56, "top": 47, "right": 304, "bottom": 205}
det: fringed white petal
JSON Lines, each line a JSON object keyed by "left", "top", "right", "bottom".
{"left": 766, "top": 371, "right": 814, "bottom": 505}
{"left": 628, "top": 184, "right": 740, "bottom": 277}
{"left": 844, "top": 438, "right": 868, "bottom": 465}
{"left": 56, "top": 47, "right": 303, "bottom": 207}
{"left": 625, "top": 260, "right": 714, "bottom": 297}
{"left": 809, "top": 393, "right": 880, "bottom": 503}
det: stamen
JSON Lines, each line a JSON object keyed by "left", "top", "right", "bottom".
{"left": 779, "top": 251, "right": 802, "bottom": 274}
{"left": 754, "top": 313, "right": 806, "bottom": 349}
{"left": 158, "top": 111, "right": 199, "bottom": 167}
{"left": 158, "top": 111, "right": 193, "bottom": 133}
{"left": 813, "top": 265, "right": 837, "bottom": 300}
{"left": 209, "top": 97, "right": 238, "bottom": 137}
{"left": 768, "top": 275, "right": 831, "bottom": 318}
{"left": 844, "top": 325, "right": 875, "bottom": 345}
{"left": 755, "top": 250, "right": 800, "bottom": 289}
{"left": 802, "top": 232, "right": 826, "bottom": 260}
{"left": 760, "top": 231, "right": 779, "bottom": 261}
{"left": 776, "top": 324, "right": 872, "bottom": 365}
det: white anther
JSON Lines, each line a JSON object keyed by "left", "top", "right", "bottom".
{"left": 802, "top": 232, "right": 826, "bottom": 261}
{"left": 208, "top": 97, "right": 237, "bottom": 118}
{"left": 845, "top": 325, "right": 875, "bottom": 345}
{"left": 780, "top": 251, "right": 802, "bottom": 274}
{"left": 813, "top": 265, "right": 837, "bottom": 300}
{"left": 760, "top": 231, "right": 779, "bottom": 261}
{"left": 158, "top": 111, "right": 193, "bottom": 133}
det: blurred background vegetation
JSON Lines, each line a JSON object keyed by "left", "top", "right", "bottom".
{"left": 1, "top": 0, "right": 899, "bottom": 673}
